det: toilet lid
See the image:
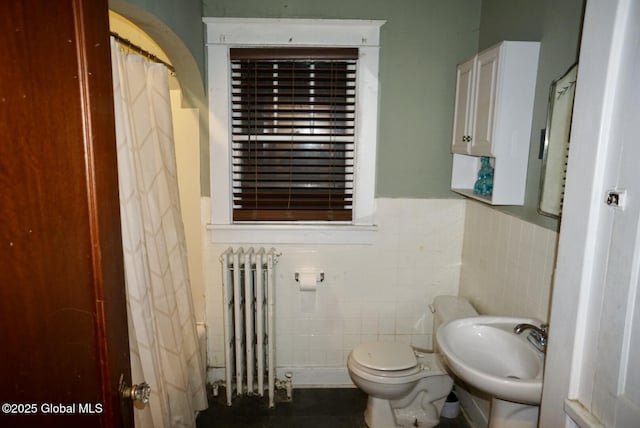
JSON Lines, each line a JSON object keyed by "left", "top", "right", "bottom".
{"left": 351, "top": 342, "right": 417, "bottom": 371}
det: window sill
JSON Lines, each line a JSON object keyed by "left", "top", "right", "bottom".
{"left": 206, "top": 223, "right": 378, "bottom": 245}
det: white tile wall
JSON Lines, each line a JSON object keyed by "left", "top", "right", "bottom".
{"left": 458, "top": 201, "right": 559, "bottom": 322}
{"left": 201, "top": 198, "right": 558, "bottom": 379}
{"left": 203, "top": 198, "right": 466, "bottom": 369}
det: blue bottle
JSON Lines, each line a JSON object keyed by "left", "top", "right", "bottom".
{"left": 473, "top": 157, "right": 494, "bottom": 196}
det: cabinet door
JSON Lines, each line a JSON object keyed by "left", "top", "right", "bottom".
{"left": 451, "top": 57, "right": 475, "bottom": 153}
{"left": 471, "top": 46, "right": 500, "bottom": 156}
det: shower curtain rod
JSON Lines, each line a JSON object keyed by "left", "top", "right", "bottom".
{"left": 110, "top": 31, "right": 176, "bottom": 73}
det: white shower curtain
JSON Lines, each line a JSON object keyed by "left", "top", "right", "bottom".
{"left": 110, "top": 38, "right": 208, "bottom": 428}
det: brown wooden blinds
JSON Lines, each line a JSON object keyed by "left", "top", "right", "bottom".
{"left": 230, "top": 47, "right": 358, "bottom": 222}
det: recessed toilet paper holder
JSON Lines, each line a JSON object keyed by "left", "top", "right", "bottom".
{"left": 294, "top": 271, "right": 324, "bottom": 282}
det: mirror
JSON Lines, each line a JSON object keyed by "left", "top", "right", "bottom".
{"left": 538, "top": 63, "right": 578, "bottom": 218}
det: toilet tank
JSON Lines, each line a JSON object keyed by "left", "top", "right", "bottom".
{"left": 430, "top": 296, "right": 477, "bottom": 352}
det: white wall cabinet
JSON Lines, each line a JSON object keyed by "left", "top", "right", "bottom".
{"left": 450, "top": 41, "right": 540, "bottom": 205}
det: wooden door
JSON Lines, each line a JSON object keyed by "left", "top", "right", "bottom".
{"left": 0, "top": 1, "right": 132, "bottom": 427}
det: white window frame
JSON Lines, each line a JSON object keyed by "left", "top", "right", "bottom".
{"left": 204, "top": 18, "right": 384, "bottom": 244}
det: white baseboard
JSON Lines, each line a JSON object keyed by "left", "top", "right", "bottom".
{"left": 207, "top": 367, "right": 226, "bottom": 385}
{"left": 207, "top": 367, "right": 353, "bottom": 388}
{"left": 276, "top": 367, "right": 353, "bottom": 388}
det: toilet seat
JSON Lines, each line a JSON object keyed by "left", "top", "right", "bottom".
{"left": 352, "top": 342, "right": 417, "bottom": 371}
{"left": 348, "top": 343, "right": 448, "bottom": 386}
{"left": 348, "top": 357, "right": 423, "bottom": 382}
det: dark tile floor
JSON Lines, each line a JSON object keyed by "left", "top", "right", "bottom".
{"left": 196, "top": 388, "right": 470, "bottom": 428}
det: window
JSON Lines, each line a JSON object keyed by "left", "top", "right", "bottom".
{"left": 205, "top": 18, "right": 384, "bottom": 243}
{"left": 231, "top": 47, "right": 357, "bottom": 222}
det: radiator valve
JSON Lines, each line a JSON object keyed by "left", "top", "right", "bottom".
{"left": 211, "top": 380, "right": 225, "bottom": 397}
{"left": 275, "top": 372, "right": 293, "bottom": 401}
{"left": 285, "top": 372, "right": 293, "bottom": 401}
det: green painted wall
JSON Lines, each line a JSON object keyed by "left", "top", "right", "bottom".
{"left": 478, "top": 0, "right": 584, "bottom": 230}
{"left": 110, "top": 0, "right": 210, "bottom": 193}
{"left": 110, "top": 0, "right": 584, "bottom": 230}
{"left": 203, "top": 0, "right": 483, "bottom": 198}
{"left": 110, "top": 0, "right": 205, "bottom": 81}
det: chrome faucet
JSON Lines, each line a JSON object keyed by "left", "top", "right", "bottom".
{"left": 513, "top": 323, "right": 548, "bottom": 353}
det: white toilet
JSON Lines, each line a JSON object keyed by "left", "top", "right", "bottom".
{"left": 347, "top": 296, "right": 477, "bottom": 428}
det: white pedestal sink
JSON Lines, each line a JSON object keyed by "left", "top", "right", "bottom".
{"left": 436, "top": 316, "right": 545, "bottom": 428}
